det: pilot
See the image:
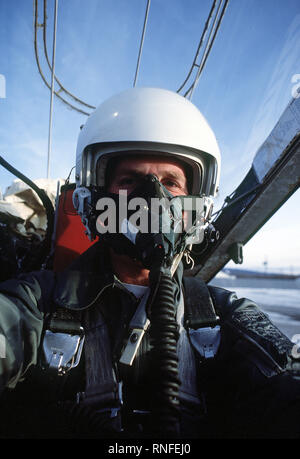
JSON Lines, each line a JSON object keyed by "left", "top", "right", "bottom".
{"left": 0, "top": 87, "right": 299, "bottom": 439}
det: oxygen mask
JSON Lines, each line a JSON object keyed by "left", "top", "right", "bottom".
{"left": 89, "top": 173, "right": 211, "bottom": 272}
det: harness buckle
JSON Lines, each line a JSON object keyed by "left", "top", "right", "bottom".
{"left": 188, "top": 325, "right": 221, "bottom": 359}
{"left": 42, "top": 328, "right": 85, "bottom": 375}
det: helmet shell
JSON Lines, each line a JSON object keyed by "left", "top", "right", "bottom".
{"left": 76, "top": 87, "right": 220, "bottom": 196}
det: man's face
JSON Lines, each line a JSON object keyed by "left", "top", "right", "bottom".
{"left": 108, "top": 156, "right": 188, "bottom": 196}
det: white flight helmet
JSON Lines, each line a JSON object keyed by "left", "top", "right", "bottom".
{"left": 73, "top": 87, "right": 221, "bottom": 239}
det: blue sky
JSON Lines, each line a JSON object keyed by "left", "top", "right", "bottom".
{"left": 0, "top": 0, "right": 299, "bottom": 272}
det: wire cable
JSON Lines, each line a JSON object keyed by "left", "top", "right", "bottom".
{"left": 47, "top": 0, "right": 58, "bottom": 179}
{"left": 185, "top": 0, "right": 224, "bottom": 99}
{"left": 33, "top": 0, "right": 91, "bottom": 116}
{"left": 185, "top": 0, "right": 229, "bottom": 100}
{"left": 177, "top": 0, "right": 229, "bottom": 100}
{"left": 133, "top": 0, "right": 151, "bottom": 87}
{"left": 176, "top": 0, "right": 218, "bottom": 94}
{"left": 43, "top": 0, "right": 96, "bottom": 110}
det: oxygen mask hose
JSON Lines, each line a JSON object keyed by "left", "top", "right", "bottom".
{"left": 149, "top": 266, "right": 181, "bottom": 438}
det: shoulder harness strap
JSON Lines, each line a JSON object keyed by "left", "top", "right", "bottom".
{"left": 182, "top": 276, "right": 221, "bottom": 360}
{"left": 41, "top": 305, "right": 122, "bottom": 418}
{"left": 182, "top": 276, "right": 220, "bottom": 329}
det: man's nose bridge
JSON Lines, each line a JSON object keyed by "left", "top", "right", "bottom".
{"left": 142, "top": 174, "right": 172, "bottom": 199}
{"left": 144, "top": 173, "right": 160, "bottom": 184}
{"left": 141, "top": 173, "right": 164, "bottom": 196}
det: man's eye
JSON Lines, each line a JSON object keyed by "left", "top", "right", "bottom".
{"left": 163, "top": 180, "right": 179, "bottom": 188}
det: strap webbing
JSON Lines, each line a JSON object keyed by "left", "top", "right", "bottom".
{"left": 80, "top": 305, "right": 120, "bottom": 410}
{"left": 183, "top": 277, "right": 219, "bottom": 329}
